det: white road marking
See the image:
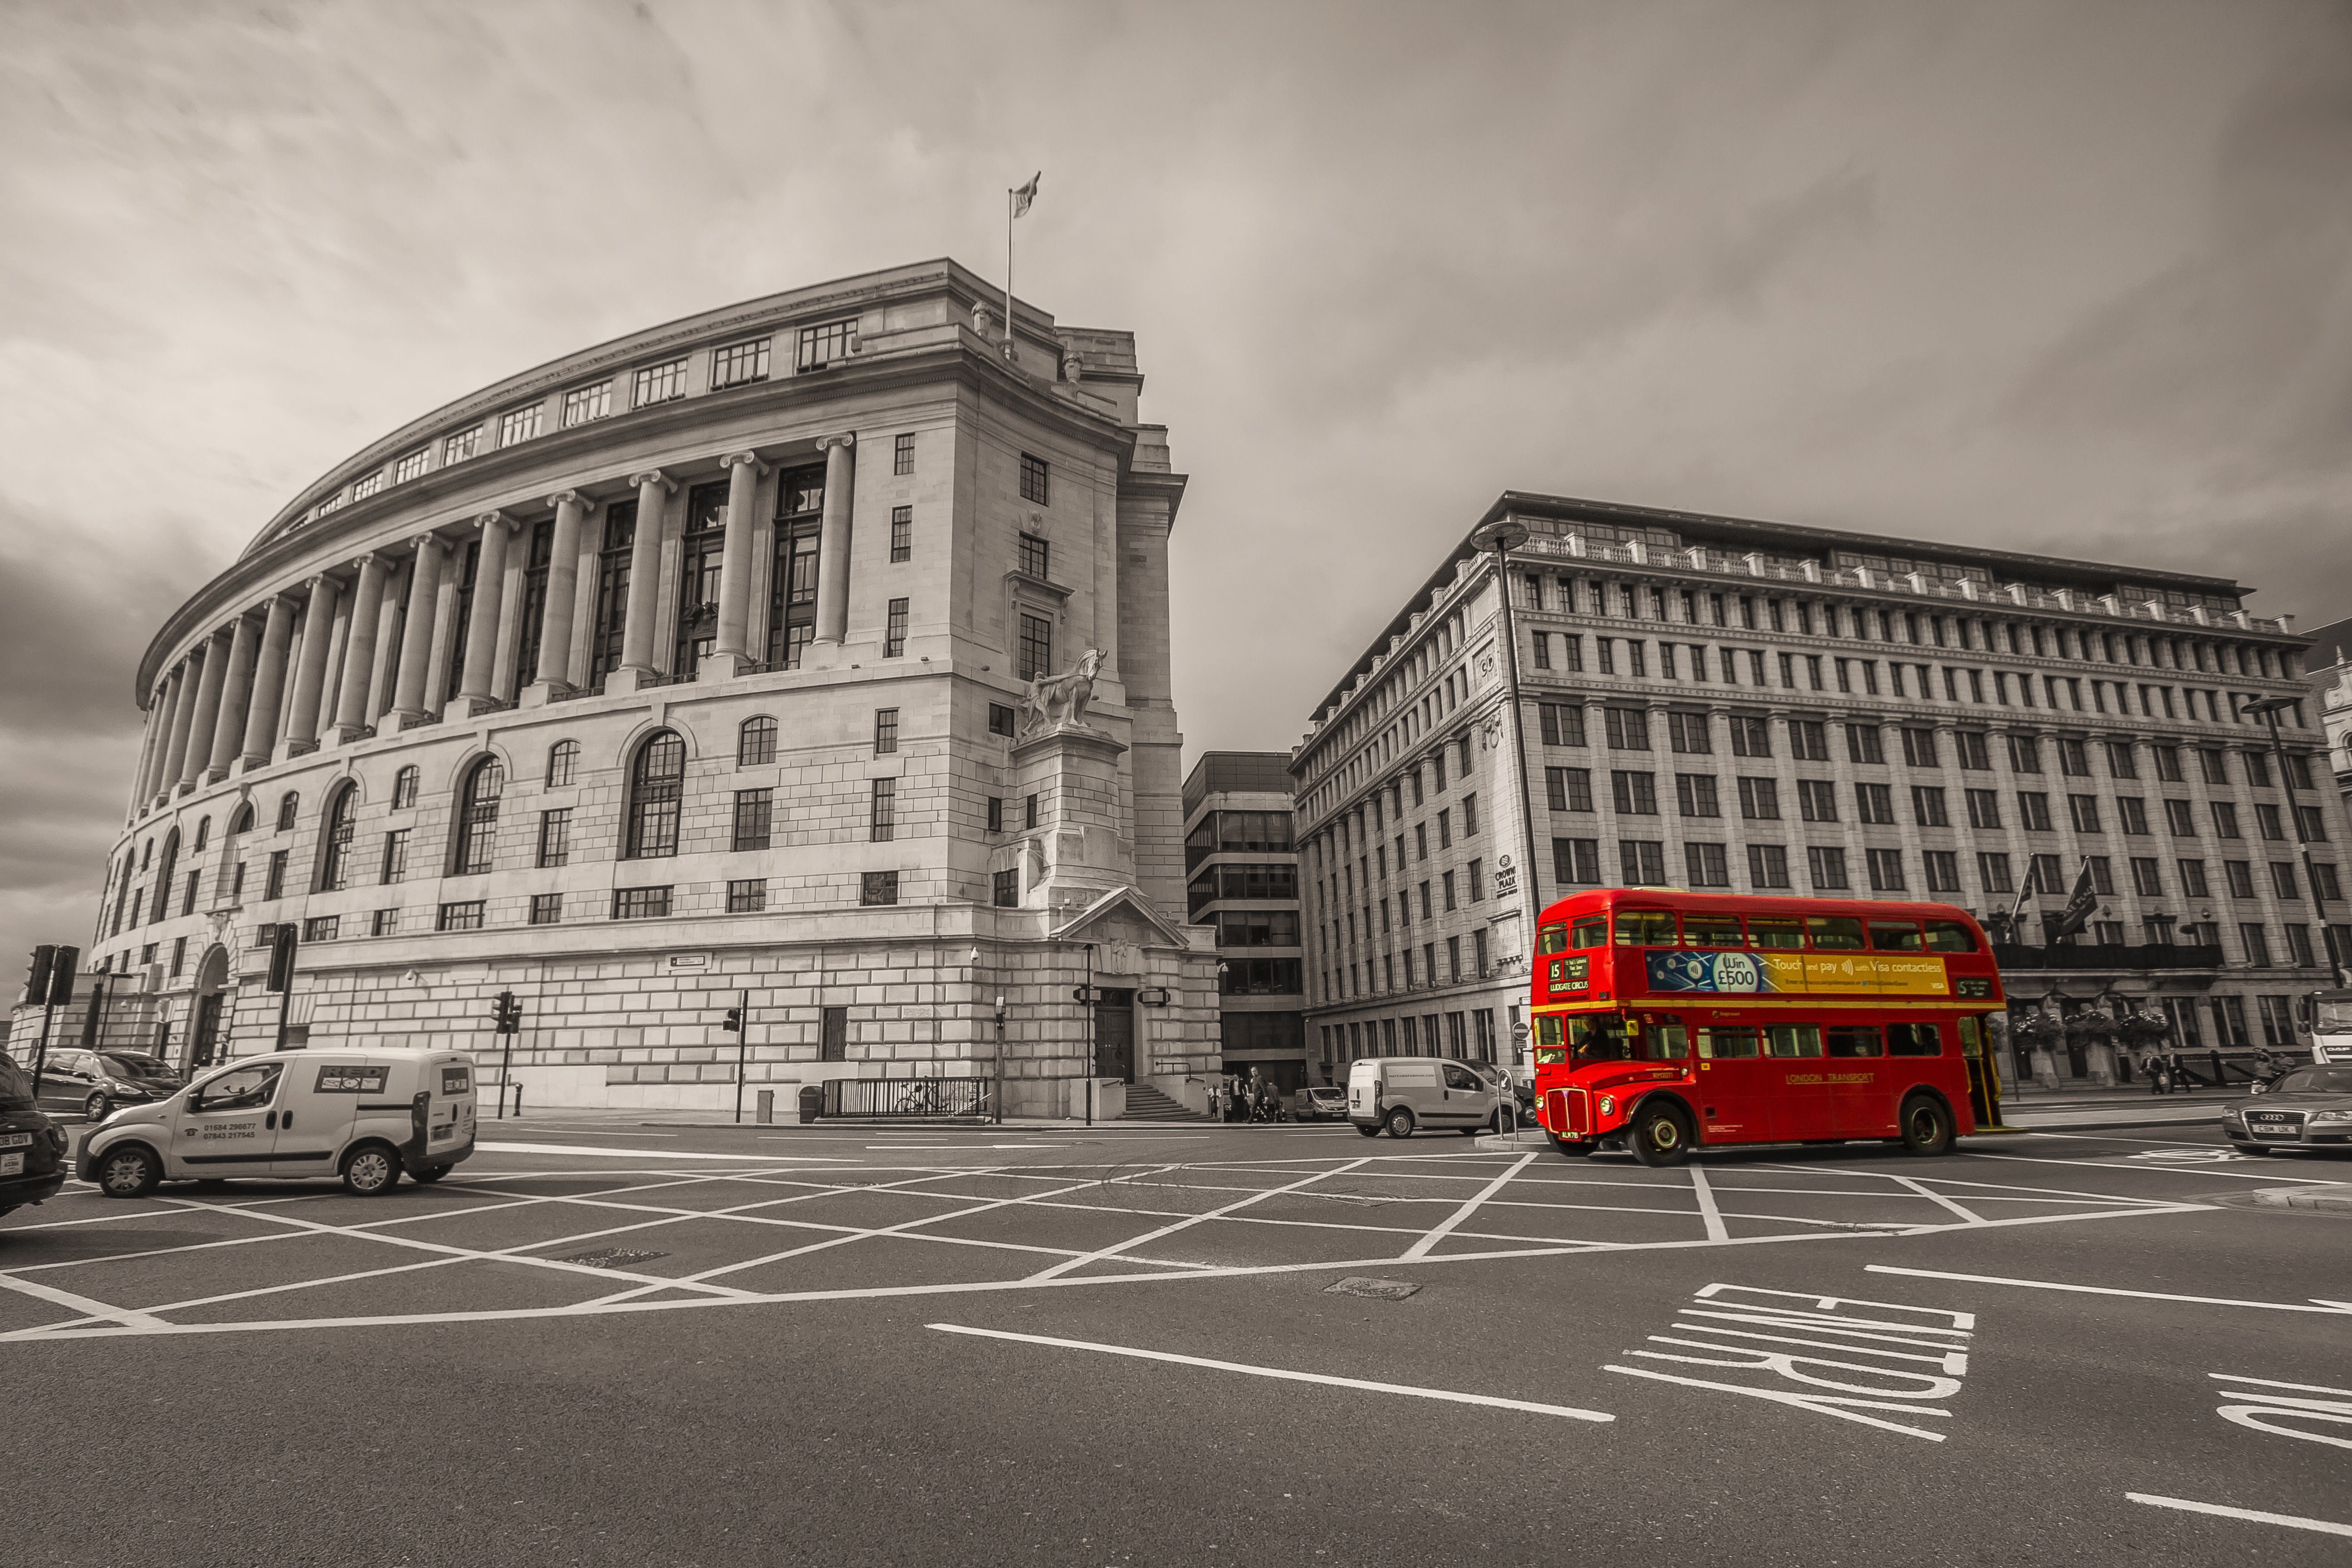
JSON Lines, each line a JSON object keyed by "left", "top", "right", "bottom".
{"left": 1401, "top": 1153, "right": 1539, "bottom": 1260}
{"left": 1024, "top": 1159, "right": 1372, "bottom": 1281}
{"left": 1887, "top": 1176, "right": 1984, "bottom": 1225}
{"left": 926, "top": 1322, "right": 1614, "bottom": 1422}
{"left": 2124, "top": 1493, "right": 2352, "bottom": 1538}
{"left": 1866, "top": 1265, "right": 2352, "bottom": 1315}
{"left": 1688, "top": 1166, "right": 1730, "bottom": 1242}
{"left": 1963, "top": 1150, "right": 2349, "bottom": 1185}
{"left": 0, "top": 1271, "right": 173, "bottom": 1333}
{"left": 476, "top": 1142, "right": 843, "bottom": 1161}
{"left": 2209, "top": 1373, "right": 2352, "bottom": 1450}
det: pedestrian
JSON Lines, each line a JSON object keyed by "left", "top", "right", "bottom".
{"left": 2144, "top": 1053, "right": 2169, "bottom": 1095}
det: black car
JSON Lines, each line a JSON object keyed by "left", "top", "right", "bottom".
{"left": 0, "top": 1056, "right": 72, "bottom": 1220}
{"left": 28, "top": 1048, "right": 182, "bottom": 1122}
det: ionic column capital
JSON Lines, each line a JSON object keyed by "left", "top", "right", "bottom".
{"left": 547, "top": 488, "right": 593, "bottom": 510}
{"left": 409, "top": 531, "right": 445, "bottom": 557}
{"left": 347, "top": 552, "right": 381, "bottom": 575}
{"left": 718, "top": 451, "right": 770, "bottom": 476}
{"left": 474, "top": 510, "right": 515, "bottom": 536}
{"left": 629, "top": 469, "right": 677, "bottom": 494}
{"left": 815, "top": 432, "right": 855, "bottom": 453}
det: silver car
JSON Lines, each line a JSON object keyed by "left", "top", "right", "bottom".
{"left": 2224, "top": 1065, "right": 2352, "bottom": 1154}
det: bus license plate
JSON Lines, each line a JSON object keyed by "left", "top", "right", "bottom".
{"left": 0, "top": 1153, "right": 22, "bottom": 1176}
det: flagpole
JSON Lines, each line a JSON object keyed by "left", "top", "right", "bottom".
{"left": 1004, "top": 186, "right": 1015, "bottom": 363}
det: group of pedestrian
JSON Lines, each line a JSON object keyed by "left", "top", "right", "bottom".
{"left": 1215, "top": 1067, "right": 1286, "bottom": 1123}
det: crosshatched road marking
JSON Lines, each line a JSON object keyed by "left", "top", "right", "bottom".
{"left": 0, "top": 1140, "right": 2252, "bottom": 1344}
{"left": 927, "top": 1322, "right": 1614, "bottom": 1422}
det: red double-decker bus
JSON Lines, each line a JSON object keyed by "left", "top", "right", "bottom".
{"left": 1529, "top": 889, "right": 2007, "bottom": 1164}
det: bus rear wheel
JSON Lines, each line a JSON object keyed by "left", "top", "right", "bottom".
{"left": 1898, "top": 1094, "right": 1954, "bottom": 1156}
{"left": 1625, "top": 1101, "right": 1693, "bottom": 1168}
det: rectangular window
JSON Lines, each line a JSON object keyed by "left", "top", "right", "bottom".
{"left": 438, "top": 900, "right": 486, "bottom": 931}
{"left": 1808, "top": 845, "right": 1850, "bottom": 890}
{"left": 1737, "top": 777, "right": 1780, "bottom": 821}
{"left": 1978, "top": 852, "right": 2014, "bottom": 894}
{"left": 612, "top": 887, "right": 671, "bottom": 920}
{"left": 2017, "top": 792, "right": 2053, "bottom": 832}
{"left": 874, "top": 709, "right": 899, "bottom": 755}
{"left": 392, "top": 448, "right": 429, "bottom": 485}
{"left": 2286, "top": 926, "right": 2317, "bottom": 969}
{"left": 370, "top": 908, "right": 398, "bottom": 936}
{"left": 560, "top": 381, "right": 611, "bottom": 427}
{"left": 883, "top": 598, "right": 908, "bottom": 658}
{"left": 1539, "top": 703, "right": 1587, "bottom": 746}
{"left": 2058, "top": 738, "right": 2090, "bottom": 777}
{"left": 2165, "top": 798, "right": 2197, "bottom": 837}
{"left": 538, "top": 809, "right": 572, "bottom": 869}
{"left": 1684, "top": 842, "right": 1730, "bottom": 887}
{"left": 528, "top": 893, "right": 562, "bottom": 926}
{"left": 994, "top": 868, "right": 1019, "bottom": 907}
{"left": 711, "top": 336, "right": 770, "bottom": 389}
{"left": 2210, "top": 801, "right": 2241, "bottom": 839}
{"left": 266, "top": 850, "right": 288, "bottom": 902}
{"left": 1619, "top": 839, "right": 1668, "bottom": 885}
{"left": 2199, "top": 748, "right": 2230, "bottom": 786}
{"left": 1546, "top": 766, "right": 1593, "bottom": 813}
{"left": 2119, "top": 796, "right": 2150, "bottom": 835}
{"left": 498, "top": 402, "right": 542, "bottom": 446}
{"left": 2298, "top": 805, "right": 2331, "bottom": 842}
{"left": 989, "top": 702, "right": 1018, "bottom": 739}
{"left": 1467, "top": 859, "right": 1484, "bottom": 901}
{"left": 2255, "top": 803, "right": 2284, "bottom": 841}
{"left": 2270, "top": 861, "right": 2301, "bottom": 900}
{"left": 860, "top": 871, "right": 900, "bottom": 907}
{"left": 1855, "top": 782, "right": 1896, "bottom": 824}
{"left": 632, "top": 358, "right": 687, "bottom": 407}
{"left": 733, "top": 789, "right": 773, "bottom": 852}
{"left": 2239, "top": 923, "right": 2273, "bottom": 966}
{"left": 1747, "top": 843, "right": 1791, "bottom": 889}
{"left": 1442, "top": 870, "right": 1457, "bottom": 910}
{"left": 303, "top": 915, "right": 339, "bottom": 943}
{"left": 893, "top": 431, "right": 916, "bottom": 475}
{"left": 1018, "top": 532, "right": 1050, "bottom": 579}
{"left": 2130, "top": 856, "right": 2165, "bottom": 897}
{"left": 1790, "top": 720, "right": 1830, "bottom": 762}
{"left": 1018, "top": 452, "right": 1050, "bottom": 505}
{"left": 870, "top": 779, "right": 897, "bottom": 843}
{"left": 2178, "top": 858, "right": 2210, "bottom": 898}
{"left": 1531, "top": 632, "right": 1551, "bottom": 670}
{"left": 1604, "top": 707, "right": 1651, "bottom": 750}
{"left": 2314, "top": 863, "right": 2344, "bottom": 903}
{"left": 795, "top": 318, "right": 855, "bottom": 370}
{"left": 1553, "top": 837, "right": 1601, "bottom": 885}
{"left": 2068, "top": 794, "right": 2103, "bottom": 833}
{"left": 1463, "top": 794, "right": 1480, "bottom": 835}
{"left": 724, "top": 879, "right": 767, "bottom": 914}
{"left": 2152, "top": 744, "right": 2184, "bottom": 782}
{"left": 890, "top": 505, "right": 912, "bottom": 563}
{"left": 1675, "top": 774, "right": 1720, "bottom": 818}
{"left": 1867, "top": 848, "right": 1906, "bottom": 892}
{"left": 1025, "top": 794, "right": 1040, "bottom": 830}
{"left": 1727, "top": 715, "right": 1771, "bottom": 757}
{"left": 1901, "top": 727, "right": 1939, "bottom": 768}
{"left": 1923, "top": 850, "right": 1961, "bottom": 893}
{"left": 1018, "top": 613, "right": 1053, "bottom": 681}
{"left": 2106, "top": 741, "right": 2139, "bottom": 779}
{"left": 442, "top": 426, "right": 481, "bottom": 466}
{"left": 1796, "top": 779, "right": 1839, "bottom": 823}
{"left": 2007, "top": 734, "right": 2042, "bottom": 774}
{"left": 352, "top": 470, "right": 385, "bottom": 500}
{"left": 381, "top": 828, "right": 410, "bottom": 884}
{"left": 1846, "top": 724, "right": 1884, "bottom": 764}
{"left": 1666, "top": 712, "right": 1711, "bottom": 754}
{"left": 1912, "top": 786, "right": 1950, "bottom": 828}
{"left": 1611, "top": 771, "right": 1658, "bottom": 815}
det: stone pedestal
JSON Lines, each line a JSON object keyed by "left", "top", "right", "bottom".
{"left": 516, "top": 680, "right": 573, "bottom": 710}
{"left": 699, "top": 652, "right": 755, "bottom": 682}
{"left": 603, "top": 666, "right": 657, "bottom": 697}
{"left": 1007, "top": 723, "right": 1132, "bottom": 915}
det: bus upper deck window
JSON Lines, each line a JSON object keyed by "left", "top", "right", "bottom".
{"left": 1570, "top": 916, "right": 1607, "bottom": 951}
{"left": 1869, "top": 921, "right": 1925, "bottom": 952}
{"left": 1924, "top": 920, "right": 1979, "bottom": 953}
{"left": 1682, "top": 915, "right": 1744, "bottom": 948}
{"left": 1615, "top": 911, "right": 1677, "bottom": 947}
{"left": 1806, "top": 916, "right": 1867, "bottom": 951}
{"left": 1537, "top": 923, "right": 1569, "bottom": 956}
{"left": 1748, "top": 917, "right": 1803, "bottom": 950}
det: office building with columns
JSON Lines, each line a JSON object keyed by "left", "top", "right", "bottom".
{"left": 1291, "top": 492, "right": 2351, "bottom": 1090}
{"left": 89, "top": 260, "right": 1220, "bottom": 1116}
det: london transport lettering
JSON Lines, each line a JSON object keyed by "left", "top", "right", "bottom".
{"left": 1529, "top": 890, "right": 2007, "bottom": 1164}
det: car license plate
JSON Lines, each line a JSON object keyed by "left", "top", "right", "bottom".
{"left": 0, "top": 1152, "right": 22, "bottom": 1176}
{"left": 0, "top": 1132, "right": 30, "bottom": 1148}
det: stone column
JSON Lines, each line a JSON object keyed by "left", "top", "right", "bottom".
{"left": 811, "top": 434, "right": 856, "bottom": 647}
{"left": 241, "top": 595, "right": 299, "bottom": 768}
{"left": 177, "top": 630, "right": 233, "bottom": 789}
{"left": 610, "top": 470, "right": 674, "bottom": 695}
{"left": 126, "top": 698, "right": 163, "bottom": 816}
{"left": 451, "top": 512, "right": 514, "bottom": 716}
{"left": 203, "top": 613, "right": 260, "bottom": 781}
{"left": 388, "top": 533, "right": 446, "bottom": 728}
{"left": 283, "top": 574, "right": 342, "bottom": 755}
{"left": 706, "top": 451, "right": 769, "bottom": 681}
{"left": 327, "top": 554, "right": 387, "bottom": 743}
{"left": 523, "top": 489, "right": 590, "bottom": 705}
{"left": 141, "top": 671, "right": 183, "bottom": 806}
{"left": 162, "top": 650, "right": 209, "bottom": 796}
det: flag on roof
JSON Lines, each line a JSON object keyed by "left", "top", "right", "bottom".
{"left": 1010, "top": 172, "right": 1040, "bottom": 218}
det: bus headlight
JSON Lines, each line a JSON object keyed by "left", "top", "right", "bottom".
{"left": 1598, "top": 1096, "right": 1617, "bottom": 1117}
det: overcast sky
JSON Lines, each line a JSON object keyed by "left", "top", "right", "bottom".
{"left": 3, "top": 0, "right": 2348, "bottom": 974}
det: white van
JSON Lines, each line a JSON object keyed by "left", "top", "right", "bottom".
{"left": 1347, "top": 1056, "right": 1503, "bottom": 1139}
{"left": 78, "top": 1048, "right": 478, "bottom": 1198}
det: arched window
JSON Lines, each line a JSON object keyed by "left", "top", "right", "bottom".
{"left": 277, "top": 792, "right": 299, "bottom": 832}
{"left": 392, "top": 765, "right": 420, "bottom": 810}
{"left": 150, "top": 830, "right": 179, "bottom": 927}
{"left": 109, "top": 855, "right": 135, "bottom": 937}
{"left": 319, "top": 784, "right": 358, "bottom": 892}
{"left": 738, "top": 717, "right": 777, "bottom": 766}
{"left": 139, "top": 838, "right": 153, "bottom": 871}
{"left": 454, "top": 757, "right": 505, "bottom": 875}
{"left": 192, "top": 817, "right": 210, "bottom": 853}
{"left": 626, "top": 730, "right": 686, "bottom": 859}
{"left": 230, "top": 802, "right": 255, "bottom": 836}
{"left": 546, "top": 740, "right": 579, "bottom": 788}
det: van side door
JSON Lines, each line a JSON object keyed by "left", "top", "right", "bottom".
{"left": 169, "top": 1061, "right": 284, "bottom": 1179}
{"left": 271, "top": 1058, "right": 378, "bottom": 1174}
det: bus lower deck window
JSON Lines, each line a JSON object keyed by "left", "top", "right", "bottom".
{"left": 1765, "top": 1024, "right": 1822, "bottom": 1058}
{"left": 1826, "top": 1026, "right": 1883, "bottom": 1057}
{"left": 1697, "top": 1027, "right": 1761, "bottom": 1059}
{"left": 1887, "top": 1023, "right": 1943, "bottom": 1056}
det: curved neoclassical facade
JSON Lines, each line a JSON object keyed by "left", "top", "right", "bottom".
{"left": 94, "top": 260, "right": 1219, "bottom": 1115}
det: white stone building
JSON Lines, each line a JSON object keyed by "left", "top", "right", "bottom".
{"left": 85, "top": 260, "right": 1219, "bottom": 1117}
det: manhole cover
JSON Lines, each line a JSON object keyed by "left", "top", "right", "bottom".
{"left": 556, "top": 1249, "right": 669, "bottom": 1268}
{"left": 1325, "top": 1276, "right": 1422, "bottom": 1301}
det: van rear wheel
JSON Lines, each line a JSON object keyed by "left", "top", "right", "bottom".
{"left": 1898, "top": 1094, "right": 1954, "bottom": 1157}
{"left": 1384, "top": 1106, "right": 1416, "bottom": 1139}
{"left": 95, "top": 1144, "right": 160, "bottom": 1199}
{"left": 341, "top": 1144, "right": 402, "bottom": 1196}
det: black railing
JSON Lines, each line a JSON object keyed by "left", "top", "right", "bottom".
{"left": 1991, "top": 942, "right": 2225, "bottom": 972}
{"left": 820, "top": 1077, "right": 990, "bottom": 1118}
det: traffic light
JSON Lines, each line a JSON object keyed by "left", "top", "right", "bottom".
{"left": 265, "top": 926, "right": 299, "bottom": 993}
{"left": 22, "top": 945, "right": 54, "bottom": 1007}
{"left": 46, "top": 945, "right": 78, "bottom": 1008}
{"left": 720, "top": 1004, "right": 744, "bottom": 1033}
{"left": 492, "top": 991, "right": 522, "bottom": 1035}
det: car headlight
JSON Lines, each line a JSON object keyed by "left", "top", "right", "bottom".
{"left": 1598, "top": 1096, "right": 1617, "bottom": 1117}
{"left": 2223, "top": 1109, "right": 2244, "bottom": 1121}
{"left": 2309, "top": 1110, "right": 2352, "bottom": 1125}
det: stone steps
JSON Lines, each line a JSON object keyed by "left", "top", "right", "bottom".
{"left": 1118, "top": 1084, "right": 1202, "bottom": 1122}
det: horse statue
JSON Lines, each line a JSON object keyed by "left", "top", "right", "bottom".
{"left": 1019, "top": 647, "right": 1104, "bottom": 735}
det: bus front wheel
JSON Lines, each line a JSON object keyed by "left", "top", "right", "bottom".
{"left": 1625, "top": 1102, "right": 1692, "bottom": 1168}
{"left": 1898, "top": 1094, "right": 1954, "bottom": 1157}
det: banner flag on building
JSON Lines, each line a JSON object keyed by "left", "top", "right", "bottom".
{"left": 1002, "top": 171, "right": 1042, "bottom": 362}
{"left": 2052, "top": 858, "right": 2099, "bottom": 941}
{"left": 1010, "top": 172, "right": 1040, "bottom": 219}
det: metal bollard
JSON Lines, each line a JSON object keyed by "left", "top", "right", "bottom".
{"left": 511, "top": 1083, "right": 523, "bottom": 1119}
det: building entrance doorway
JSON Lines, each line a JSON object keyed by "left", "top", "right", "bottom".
{"left": 1093, "top": 990, "right": 1135, "bottom": 1083}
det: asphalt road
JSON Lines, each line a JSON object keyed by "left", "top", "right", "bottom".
{"left": 5, "top": 1115, "right": 2348, "bottom": 1568}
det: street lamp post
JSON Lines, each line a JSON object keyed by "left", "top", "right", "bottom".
{"left": 2243, "top": 696, "right": 2347, "bottom": 988}
{"left": 1470, "top": 518, "right": 1544, "bottom": 1041}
